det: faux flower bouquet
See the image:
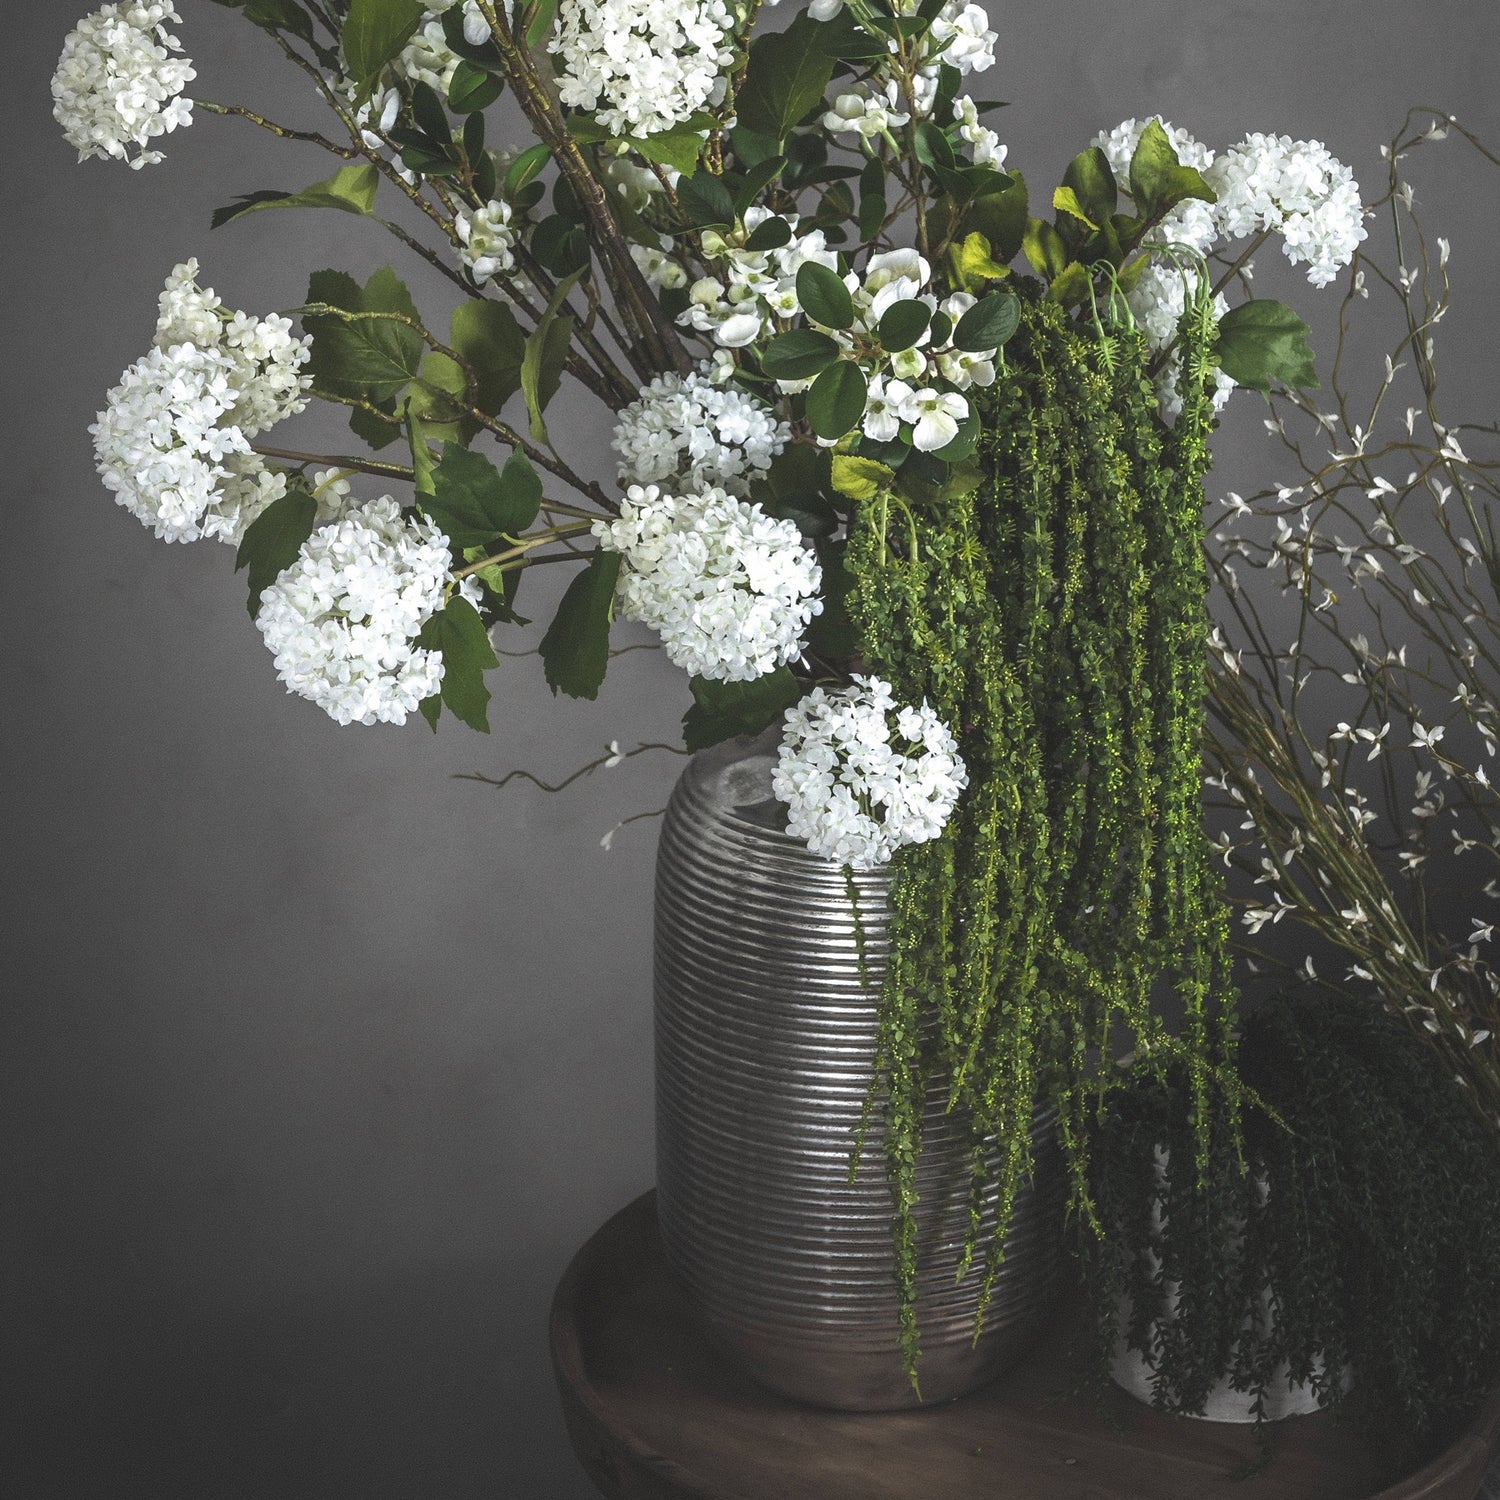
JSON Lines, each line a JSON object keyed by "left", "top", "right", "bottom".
{"left": 53, "top": 0, "right": 1370, "bottom": 1379}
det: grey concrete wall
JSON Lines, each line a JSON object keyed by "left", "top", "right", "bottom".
{"left": 3, "top": 2, "right": 1496, "bottom": 1496}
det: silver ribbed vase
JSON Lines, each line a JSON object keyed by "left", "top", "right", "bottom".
{"left": 654, "top": 730, "right": 1065, "bottom": 1411}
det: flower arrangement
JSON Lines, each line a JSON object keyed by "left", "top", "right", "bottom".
{"left": 53, "top": 0, "right": 1369, "bottom": 1386}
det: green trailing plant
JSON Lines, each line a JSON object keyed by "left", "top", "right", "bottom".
{"left": 1083, "top": 989, "right": 1500, "bottom": 1481}
{"left": 847, "top": 287, "right": 1242, "bottom": 1381}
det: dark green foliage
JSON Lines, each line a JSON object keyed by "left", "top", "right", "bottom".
{"left": 1083, "top": 992, "right": 1500, "bottom": 1480}
{"left": 846, "top": 291, "right": 1239, "bottom": 1384}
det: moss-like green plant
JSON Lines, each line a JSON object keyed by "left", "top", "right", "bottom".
{"left": 1083, "top": 990, "right": 1500, "bottom": 1479}
{"left": 846, "top": 287, "right": 1241, "bottom": 1383}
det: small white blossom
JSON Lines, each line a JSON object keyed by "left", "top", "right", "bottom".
{"left": 772, "top": 677, "right": 969, "bottom": 870}
{"left": 256, "top": 496, "right": 452, "bottom": 726}
{"left": 593, "top": 484, "right": 822, "bottom": 682}
{"left": 455, "top": 199, "right": 517, "bottom": 285}
{"left": 52, "top": 3, "right": 195, "bottom": 168}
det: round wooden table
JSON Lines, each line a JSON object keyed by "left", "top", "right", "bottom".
{"left": 550, "top": 1192, "right": 1500, "bottom": 1500}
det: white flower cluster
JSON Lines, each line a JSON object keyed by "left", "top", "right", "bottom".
{"left": 455, "top": 199, "right": 517, "bottom": 285}
{"left": 52, "top": 3, "right": 195, "bottom": 169}
{"left": 593, "top": 484, "right": 822, "bottom": 681}
{"left": 550, "top": 0, "right": 736, "bottom": 138}
{"left": 1207, "top": 133, "right": 1368, "bottom": 287}
{"left": 256, "top": 496, "right": 453, "bottom": 727}
{"left": 772, "top": 678, "right": 969, "bottom": 870}
{"left": 823, "top": 82, "right": 910, "bottom": 142}
{"left": 952, "top": 95, "right": 1006, "bottom": 170}
{"left": 91, "top": 262, "right": 312, "bottom": 544}
{"left": 612, "top": 369, "right": 789, "bottom": 496}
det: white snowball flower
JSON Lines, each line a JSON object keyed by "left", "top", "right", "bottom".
{"left": 455, "top": 199, "right": 517, "bottom": 285}
{"left": 52, "top": 3, "right": 195, "bottom": 168}
{"left": 772, "top": 677, "right": 969, "bottom": 870}
{"left": 91, "top": 261, "right": 311, "bottom": 544}
{"left": 550, "top": 0, "right": 737, "bottom": 138}
{"left": 1093, "top": 116, "right": 1218, "bottom": 255}
{"left": 613, "top": 370, "right": 790, "bottom": 496}
{"left": 1206, "top": 134, "right": 1367, "bottom": 287}
{"left": 256, "top": 497, "right": 452, "bottom": 727}
{"left": 593, "top": 484, "right": 822, "bottom": 682}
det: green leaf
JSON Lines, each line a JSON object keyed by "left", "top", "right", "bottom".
{"left": 743, "top": 215, "right": 794, "bottom": 252}
{"left": 1045, "top": 262, "right": 1093, "bottom": 308}
{"left": 682, "top": 669, "right": 803, "bottom": 753}
{"left": 415, "top": 596, "right": 497, "bottom": 732}
{"left": 520, "top": 271, "right": 582, "bottom": 443}
{"left": 677, "top": 173, "right": 736, "bottom": 229}
{"left": 627, "top": 126, "right": 707, "bottom": 177}
{"left": 449, "top": 59, "right": 501, "bottom": 112}
{"left": 1061, "top": 145, "right": 1117, "bottom": 227}
{"left": 953, "top": 292, "right": 1020, "bottom": 352}
{"left": 913, "top": 121, "right": 956, "bottom": 172}
{"left": 1052, "top": 185, "right": 1098, "bottom": 232}
{"left": 407, "top": 408, "right": 439, "bottom": 499}
{"left": 303, "top": 266, "right": 425, "bottom": 406}
{"left": 522, "top": 0, "right": 556, "bottom": 49}
{"left": 235, "top": 484, "right": 317, "bottom": 617}
{"left": 796, "top": 262, "right": 854, "bottom": 330}
{"left": 966, "top": 170, "right": 1027, "bottom": 262}
{"left": 736, "top": 14, "right": 835, "bottom": 142}
{"left": 732, "top": 154, "right": 788, "bottom": 214}
{"left": 752, "top": 443, "right": 834, "bottom": 533}
{"left": 858, "top": 157, "right": 888, "bottom": 242}
{"left": 830, "top": 454, "right": 894, "bottom": 500}
{"left": 947, "top": 230, "right": 1009, "bottom": 293}
{"left": 503, "top": 144, "right": 551, "bottom": 200}
{"left": 1215, "top": 299, "right": 1319, "bottom": 392}
{"left": 349, "top": 400, "right": 403, "bottom": 451}
{"left": 1128, "top": 119, "right": 1216, "bottom": 217}
{"left": 1021, "top": 217, "right": 1068, "bottom": 281}
{"left": 342, "top": 0, "right": 424, "bottom": 103}
{"left": 761, "top": 329, "right": 840, "bottom": 380}
{"left": 211, "top": 163, "right": 380, "bottom": 230}
{"left": 539, "top": 550, "right": 620, "bottom": 700}
{"left": 425, "top": 443, "right": 541, "bottom": 547}
{"left": 805, "top": 360, "right": 867, "bottom": 441}
{"left": 877, "top": 298, "right": 932, "bottom": 354}
{"left": 210, "top": 0, "right": 315, "bottom": 46}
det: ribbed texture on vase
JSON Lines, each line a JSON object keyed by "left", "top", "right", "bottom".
{"left": 654, "top": 731, "right": 1065, "bottom": 1410}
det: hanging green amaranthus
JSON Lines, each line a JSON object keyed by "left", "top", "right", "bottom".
{"left": 847, "top": 289, "right": 1240, "bottom": 1383}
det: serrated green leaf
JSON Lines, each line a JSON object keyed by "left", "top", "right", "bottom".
{"left": 736, "top": 13, "right": 835, "bottom": 142}
{"left": 830, "top": 454, "right": 894, "bottom": 500}
{"left": 425, "top": 444, "right": 509, "bottom": 546}
{"left": 1052, "top": 185, "right": 1099, "bottom": 232}
{"left": 953, "top": 291, "right": 1020, "bottom": 352}
{"left": 415, "top": 596, "right": 497, "bottom": 732}
{"left": 1128, "top": 119, "right": 1216, "bottom": 217}
{"left": 626, "top": 125, "right": 707, "bottom": 177}
{"left": 210, "top": 0, "right": 315, "bottom": 45}
{"left": 211, "top": 164, "right": 381, "bottom": 230}
{"left": 235, "top": 485, "right": 317, "bottom": 617}
{"left": 761, "top": 329, "right": 840, "bottom": 380}
{"left": 1061, "top": 145, "right": 1117, "bottom": 227}
{"left": 539, "top": 550, "right": 619, "bottom": 700}
{"left": 407, "top": 407, "right": 439, "bottom": 498}
{"left": 1022, "top": 217, "right": 1068, "bottom": 281}
{"left": 449, "top": 299, "right": 525, "bottom": 417}
{"left": 947, "top": 231, "right": 1009, "bottom": 293}
{"left": 796, "top": 262, "right": 854, "bottom": 330}
{"left": 303, "top": 266, "right": 424, "bottom": 406}
{"left": 1216, "top": 299, "right": 1319, "bottom": 391}
{"left": 342, "top": 0, "right": 424, "bottom": 103}
{"left": 806, "top": 360, "right": 867, "bottom": 441}
{"left": 1045, "top": 262, "right": 1094, "bottom": 307}
{"left": 682, "top": 669, "right": 803, "bottom": 752}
